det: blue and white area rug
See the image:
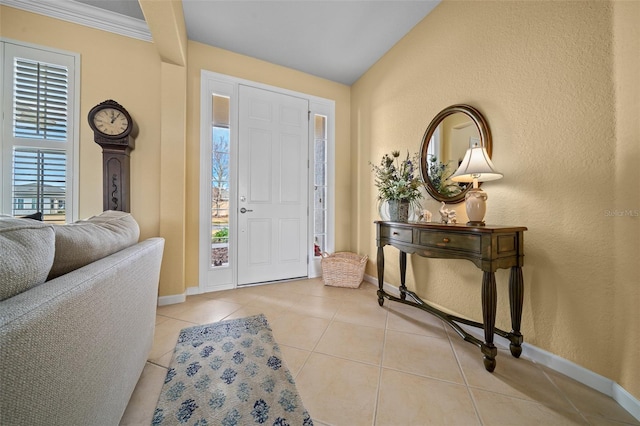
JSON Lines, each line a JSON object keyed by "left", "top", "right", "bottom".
{"left": 152, "top": 314, "right": 313, "bottom": 426}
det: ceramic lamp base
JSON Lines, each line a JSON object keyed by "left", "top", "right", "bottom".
{"left": 467, "top": 221, "right": 486, "bottom": 226}
{"left": 465, "top": 188, "right": 488, "bottom": 226}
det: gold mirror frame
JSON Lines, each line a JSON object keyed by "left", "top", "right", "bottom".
{"left": 419, "top": 104, "right": 493, "bottom": 203}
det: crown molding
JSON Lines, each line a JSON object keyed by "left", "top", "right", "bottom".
{"left": 0, "top": 0, "right": 152, "bottom": 42}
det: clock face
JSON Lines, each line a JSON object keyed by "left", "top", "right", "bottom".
{"left": 92, "top": 107, "right": 130, "bottom": 136}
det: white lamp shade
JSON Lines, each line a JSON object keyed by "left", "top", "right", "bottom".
{"left": 451, "top": 145, "right": 503, "bottom": 183}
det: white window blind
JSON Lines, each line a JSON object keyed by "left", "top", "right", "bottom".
{"left": 12, "top": 148, "right": 66, "bottom": 220}
{"left": 1, "top": 41, "right": 78, "bottom": 223}
{"left": 13, "top": 58, "right": 68, "bottom": 141}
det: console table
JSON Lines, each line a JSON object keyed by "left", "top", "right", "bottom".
{"left": 375, "top": 221, "right": 527, "bottom": 372}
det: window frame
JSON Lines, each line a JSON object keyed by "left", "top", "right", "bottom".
{"left": 1, "top": 38, "right": 80, "bottom": 222}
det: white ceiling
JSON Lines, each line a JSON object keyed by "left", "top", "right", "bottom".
{"left": 51, "top": 0, "right": 440, "bottom": 85}
{"left": 74, "top": 0, "right": 145, "bottom": 20}
{"left": 181, "top": 1, "right": 440, "bottom": 85}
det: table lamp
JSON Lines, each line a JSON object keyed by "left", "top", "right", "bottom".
{"left": 450, "top": 143, "right": 503, "bottom": 226}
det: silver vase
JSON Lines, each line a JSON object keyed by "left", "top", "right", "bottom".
{"left": 388, "top": 200, "right": 409, "bottom": 222}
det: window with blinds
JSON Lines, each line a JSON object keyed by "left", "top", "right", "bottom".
{"left": 12, "top": 148, "right": 66, "bottom": 221}
{"left": 1, "top": 42, "right": 77, "bottom": 223}
{"left": 13, "top": 58, "right": 69, "bottom": 141}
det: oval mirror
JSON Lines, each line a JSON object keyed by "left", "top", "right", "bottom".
{"left": 419, "top": 104, "right": 493, "bottom": 203}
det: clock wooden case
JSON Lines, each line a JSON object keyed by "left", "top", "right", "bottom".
{"left": 88, "top": 100, "right": 138, "bottom": 213}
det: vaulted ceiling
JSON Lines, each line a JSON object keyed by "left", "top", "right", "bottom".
{"left": 10, "top": 0, "right": 440, "bottom": 85}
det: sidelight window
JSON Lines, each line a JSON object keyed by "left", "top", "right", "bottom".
{"left": 313, "top": 114, "right": 327, "bottom": 257}
{"left": 210, "top": 94, "right": 230, "bottom": 268}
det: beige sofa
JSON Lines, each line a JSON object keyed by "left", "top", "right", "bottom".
{"left": 0, "top": 211, "right": 164, "bottom": 425}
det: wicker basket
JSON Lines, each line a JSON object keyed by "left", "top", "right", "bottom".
{"left": 321, "top": 252, "right": 368, "bottom": 288}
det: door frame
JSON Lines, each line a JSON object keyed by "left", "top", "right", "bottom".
{"left": 197, "top": 70, "right": 335, "bottom": 294}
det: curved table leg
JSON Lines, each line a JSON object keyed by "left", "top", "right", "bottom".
{"left": 483, "top": 356, "right": 496, "bottom": 372}
{"left": 482, "top": 271, "right": 497, "bottom": 372}
{"left": 509, "top": 266, "right": 524, "bottom": 357}
{"left": 399, "top": 251, "right": 407, "bottom": 300}
{"left": 377, "top": 246, "right": 385, "bottom": 306}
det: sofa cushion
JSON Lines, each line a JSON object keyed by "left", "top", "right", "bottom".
{"left": 0, "top": 217, "right": 55, "bottom": 301}
{"left": 47, "top": 210, "right": 140, "bottom": 280}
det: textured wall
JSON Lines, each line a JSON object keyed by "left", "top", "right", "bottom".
{"left": 351, "top": 1, "right": 639, "bottom": 398}
{"left": 612, "top": 0, "right": 640, "bottom": 400}
{"left": 1, "top": 6, "right": 162, "bottom": 241}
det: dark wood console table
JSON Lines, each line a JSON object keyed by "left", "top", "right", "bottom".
{"left": 375, "top": 221, "right": 527, "bottom": 372}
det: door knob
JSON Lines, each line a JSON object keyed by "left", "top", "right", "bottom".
{"left": 240, "top": 207, "right": 253, "bottom": 213}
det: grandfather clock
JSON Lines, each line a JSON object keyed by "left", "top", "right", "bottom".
{"left": 88, "top": 100, "right": 138, "bottom": 212}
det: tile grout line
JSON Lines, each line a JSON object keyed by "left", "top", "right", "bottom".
{"left": 446, "top": 322, "right": 485, "bottom": 425}
{"left": 372, "top": 305, "right": 390, "bottom": 426}
{"left": 147, "top": 360, "right": 169, "bottom": 370}
{"left": 537, "top": 362, "right": 592, "bottom": 424}
{"left": 293, "top": 287, "right": 342, "bottom": 426}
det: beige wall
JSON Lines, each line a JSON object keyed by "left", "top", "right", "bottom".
{"left": 3, "top": 0, "right": 638, "bottom": 401}
{"left": 184, "top": 41, "right": 352, "bottom": 288}
{"left": 1, "top": 6, "right": 351, "bottom": 300}
{"left": 351, "top": 0, "right": 639, "bottom": 399}
{"left": 1, "top": 6, "right": 162, "bottom": 241}
{"left": 612, "top": 0, "right": 640, "bottom": 401}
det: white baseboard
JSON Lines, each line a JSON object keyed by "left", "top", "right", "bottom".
{"left": 363, "top": 273, "right": 640, "bottom": 421}
{"left": 614, "top": 384, "right": 640, "bottom": 422}
{"left": 157, "top": 293, "right": 186, "bottom": 306}
{"left": 186, "top": 286, "right": 201, "bottom": 296}
{"left": 162, "top": 285, "right": 233, "bottom": 301}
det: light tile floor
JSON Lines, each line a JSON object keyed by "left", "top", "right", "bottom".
{"left": 120, "top": 278, "right": 640, "bottom": 426}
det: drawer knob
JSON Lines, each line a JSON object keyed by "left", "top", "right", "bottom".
{"left": 392, "top": 232, "right": 399, "bottom": 236}
{"left": 442, "top": 238, "right": 450, "bottom": 243}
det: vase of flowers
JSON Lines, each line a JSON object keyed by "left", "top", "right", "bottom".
{"left": 370, "top": 150, "right": 423, "bottom": 222}
{"left": 387, "top": 199, "right": 410, "bottom": 222}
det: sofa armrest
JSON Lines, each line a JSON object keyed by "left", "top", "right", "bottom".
{"left": 0, "top": 237, "right": 164, "bottom": 426}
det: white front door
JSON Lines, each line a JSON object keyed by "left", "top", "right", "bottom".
{"left": 237, "top": 85, "right": 309, "bottom": 285}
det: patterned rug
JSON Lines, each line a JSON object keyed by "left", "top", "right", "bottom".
{"left": 152, "top": 314, "right": 313, "bottom": 426}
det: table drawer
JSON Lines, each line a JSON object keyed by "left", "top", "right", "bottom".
{"left": 381, "top": 226, "right": 413, "bottom": 243}
{"left": 418, "top": 230, "right": 480, "bottom": 253}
